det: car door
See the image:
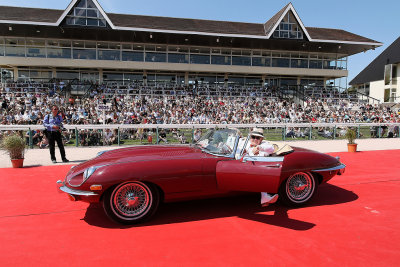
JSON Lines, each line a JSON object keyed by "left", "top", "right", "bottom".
{"left": 216, "top": 155, "right": 283, "bottom": 193}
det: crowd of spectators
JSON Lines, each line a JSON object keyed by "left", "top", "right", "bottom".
{"left": 1, "top": 81, "right": 399, "bottom": 146}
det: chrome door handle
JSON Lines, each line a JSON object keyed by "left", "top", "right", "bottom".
{"left": 265, "top": 164, "right": 281, "bottom": 168}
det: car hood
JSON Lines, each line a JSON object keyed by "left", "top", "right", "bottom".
{"left": 286, "top": 146, "right": 341, "bottom": 170}
{"left": 70, "top": 145, "right": 209, "bottom": 173}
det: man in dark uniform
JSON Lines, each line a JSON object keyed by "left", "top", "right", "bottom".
{"left": 43, "top": 105, "right": 69, "bottom": 163}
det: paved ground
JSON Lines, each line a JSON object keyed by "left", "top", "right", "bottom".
{"left": 1, "top": 138, "right": 400, "bottom": 168}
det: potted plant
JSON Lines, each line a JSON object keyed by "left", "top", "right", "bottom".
{"left": 345, "top": 128, "right": 357, "bottom": 152}
{"left": 1, "top": 134, "right": 26, "bottom": 168}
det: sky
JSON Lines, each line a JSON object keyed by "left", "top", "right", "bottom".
{"left": 0, "top": 0, "right": 399, "bottom": 86}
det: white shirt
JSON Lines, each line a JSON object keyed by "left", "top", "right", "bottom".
{"left": 247, "top": 140, "right": 275, "bottom": 157}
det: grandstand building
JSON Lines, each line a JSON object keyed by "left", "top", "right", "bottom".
{"left": 0, "top": 0, "right": 382, "bottom": 96}
{"left": 350, "top": 37, "right": 399, "bottom": 104}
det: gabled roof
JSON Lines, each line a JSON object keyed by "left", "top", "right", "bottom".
{"left": 0, "top": 5, "right": 62, "bottom": 24}
{"left": 350, "top": 37, "right": 400, "bottom": 85}
{"left": 107, "top": 13, "right": 266, "bottom": 37}
{"left": 56, "top": 0, "right": 115, "bottom": 29}
{"left": 0, "top": 1, "right": 381, "bottom": 45}
{"left": 263, "top": 3, "right": 290, "bottom": 37}
{"left": 263, "top": 2, "right": 312, "bottom": 41}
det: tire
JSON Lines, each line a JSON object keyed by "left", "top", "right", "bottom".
{"left": 103, "top": 181, "right": 160, "bottom": 224}
{"left": 279, "top": 172, "right": 317, "bottom": 207}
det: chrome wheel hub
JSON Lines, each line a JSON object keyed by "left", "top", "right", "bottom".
{"left": 294, "top": 183, "right": 307, "bottom": 191}
{"left": 125, "top": 193, "right": 139, "bottom": 207}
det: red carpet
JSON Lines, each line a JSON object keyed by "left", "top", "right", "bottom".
{"left": 0, "top": 150, "right": 400, "bottom": 266}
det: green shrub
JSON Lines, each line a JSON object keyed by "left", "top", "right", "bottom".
{"left": 1, "top": 135, "right": 26, "bottom": 159}
{"left": 345, "top": 128, "right": 357, "bottom": 144}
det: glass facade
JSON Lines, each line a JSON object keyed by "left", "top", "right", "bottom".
{"left": 65, "top": 0, "right": 107, "bottom": 27}
{"left": 0, "top": 37, "right": 348, "bottom": 71}
{"left": 272, "top": 11, "right": 303, "bottom": 39}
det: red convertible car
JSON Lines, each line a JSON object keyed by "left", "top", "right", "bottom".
{"left": 57, "top": 128, "right": 345, "bottom": 224}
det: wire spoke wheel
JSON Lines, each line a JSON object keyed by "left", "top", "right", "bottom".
{"left": 104, "top": 181, "right": 159, "bottom": 224}
{"left": 113, "top": 183, "right": 150, "bottom": 217}
{"left": 282, "top": 172, "right": 316, "bottom": 206}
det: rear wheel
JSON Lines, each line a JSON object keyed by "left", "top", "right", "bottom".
{"left": 103, "top": 181, "right": 160, "bottom": 224}
{"left": 279, "top": 172, "right": 317, "bottom": 207}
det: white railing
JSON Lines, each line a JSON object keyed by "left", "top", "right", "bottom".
{"left": 1, "top": 123, "right": 399, "bottom": 148}
{"left": 1, "top": 122, "right": 400, "bottom": 131}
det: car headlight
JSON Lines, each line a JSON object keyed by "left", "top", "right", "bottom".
{"left": 83, "top": 165, "right": 104, "bottom": 182}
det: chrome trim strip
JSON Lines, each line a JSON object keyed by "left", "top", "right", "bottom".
{"left": 242, "top": 156, "right": 284, "bottom": 163}
{"left": 59, "top": 185, "right": 98, "bottom": 196}
{"left": 312, "top": 163, "right": 346, "bottom": 172}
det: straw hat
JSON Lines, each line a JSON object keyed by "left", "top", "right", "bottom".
{"left": 250, "top": 127, "right": 264, "bottom": 138}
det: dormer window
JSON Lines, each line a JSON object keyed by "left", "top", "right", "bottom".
{"left": 272, "top": 11, "right": 303, "bottom": 39}
{"left": 65, "top": 0, "right": 106, "bottom": 27}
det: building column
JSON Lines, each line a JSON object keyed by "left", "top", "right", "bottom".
{"left": 184, "top": 72, "right": 189, "bottom": 86}
{"left": 51, "top": 68, "right": 57, "bottom": 80}
{"left": 13, "top": 67, "right": 18, "bottom": 81}
{"left": 224, "top": 73, "right": 229, "bottom": 87}
{"left": 261, "top": 75, "right": 266, "bottom": 87}
{"left": 143, "top": 70, "right": 147, "bottom": 86}
{"left": 98, "top": 69, "right": 103, "bottom": 84}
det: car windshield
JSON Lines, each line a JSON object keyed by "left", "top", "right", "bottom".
{"left": 195, "top": 128, "right": 240, "bottom": 156}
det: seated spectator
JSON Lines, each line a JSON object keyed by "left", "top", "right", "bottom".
{"left": 194, "top": 129, "right": 202, "bottom": 142}
{"left": 104, "top": 129, "right": 116, "bottom": 146}
{"left": 158, "top": 129, "right": 168, "bottom": 144}
{"left": 38, "top": 134, "right": 49, "bottom": 149}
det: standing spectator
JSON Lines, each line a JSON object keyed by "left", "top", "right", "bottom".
{"left": 43, "top": 105, "right": 69, "bottom": 163}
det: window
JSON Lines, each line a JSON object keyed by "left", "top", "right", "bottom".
{"left": 0, "top": 38, "right": 4, "bottom": 56}
{"left": 252, "top": 57, "right": 270, "bottom": 67}
{"left": 272, "top": 11, "right": 304, "bottom": 40}
{"left": 98, "top": 50, "right": 120, "bottom": 60}
{"left": 65, "top": 0, "right": 107, "bottom": 27}
{"left": 232, "top": 56, "right": 251, "bottom": 66}
{"left": 4, "top": 38, "right": 25, "bottom": 57}
{"left": 190, "top": 54, "right": 210, "bottom": 64}
{"left": 272, "top": 58, "right": 290, "bottom": 68}
{"left": 168, "top": 53, "right": 188, "bottom": 63}
{"left": 47, "top": 48, "right": 71, "bottom": 59}
{"left": 26, "top": 39, "right": 46, "bottom": 58}
{"left": 291, "top": 59, "right": 308, "bottom": 68}
{"left": 309, "top": 60, "right": 322, "bottom": 69}
{"left": 122, "top": 51, "right": 144, "bottom": 61}
{"left": 211, "top": 55, "right": 231, "bottom": 65}
{"left": 103, "top": 72, "right": 123, "bottom": 81}
{"left": 145, "top": 52, "right": 167, "bottom": 62}
{"left": 27, "top": 47, "right": 46, "bottom": 58}
{"left": 73, "top": 48, "right": 96, "bottom": 60}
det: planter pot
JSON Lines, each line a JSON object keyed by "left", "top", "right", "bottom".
{"left": 11, "top": 159, "right": 24, "bottom": 168}
{"left": 347, "top": 143, "right": 357, "bottom": 152}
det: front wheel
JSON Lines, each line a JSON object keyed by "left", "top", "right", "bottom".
{"left": 279, "top": 172, "right": 317, "bottom": 207}
{"left": 103, "top": 181, "right": 160, "bottom": 224}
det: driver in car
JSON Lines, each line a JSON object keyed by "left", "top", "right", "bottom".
{"left": 246, "top": 128, "right": 279, "bottom": 207}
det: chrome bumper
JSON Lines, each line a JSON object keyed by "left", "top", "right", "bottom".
{"left": 57, "top": 180, "right": 98, "bottom": 196}
{"left": 312, "top": 163, "right": 346, "bottom": 175}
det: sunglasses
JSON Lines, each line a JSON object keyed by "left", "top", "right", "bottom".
{"left": 52, "top": 108, "right": 58, "bottom": 110}
{"left": 251, "top": 136, "right": 262, "bottom": 140}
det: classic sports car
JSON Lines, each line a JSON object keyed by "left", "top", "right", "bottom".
{"left": 57, "top": 128, "right": 345, "bottom": 224}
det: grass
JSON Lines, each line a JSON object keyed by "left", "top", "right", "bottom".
{"left": 9, "top": 125, "right": 399, "bottom": 149}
